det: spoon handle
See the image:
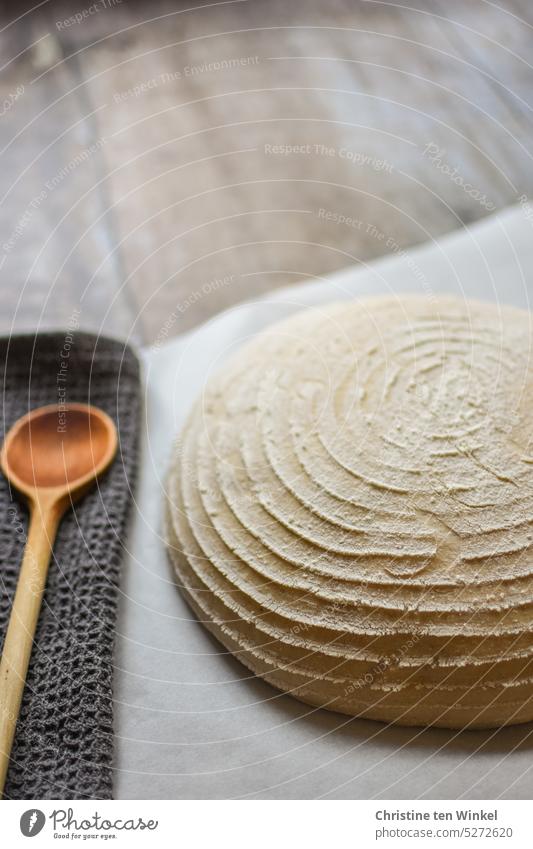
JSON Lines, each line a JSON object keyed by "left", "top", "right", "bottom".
{"left": 0, "top": 502, "right": 61, "bottom": 796}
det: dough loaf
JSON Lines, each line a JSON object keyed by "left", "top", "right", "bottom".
{"left": 165, "top": 296, "right": 533, "bottom": 728}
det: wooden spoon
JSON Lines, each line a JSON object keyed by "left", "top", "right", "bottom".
{"left": 0, "top": 403, "right": 118, "bottom": 796}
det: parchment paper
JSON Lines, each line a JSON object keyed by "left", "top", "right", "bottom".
{"left": 115, "top": 206, "right": 533, "bottom": 799}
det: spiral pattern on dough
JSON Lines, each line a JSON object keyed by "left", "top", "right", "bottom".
{"left": 165, "top": 295, "right": 533, "bottom": 728}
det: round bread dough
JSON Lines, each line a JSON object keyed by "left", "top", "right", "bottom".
{"left": 165, "top": 295, "right": 533, "bottom": 728}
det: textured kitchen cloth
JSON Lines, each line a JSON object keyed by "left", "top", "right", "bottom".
{"left": 0, "top": 332, "right": 140, "bottom": 800}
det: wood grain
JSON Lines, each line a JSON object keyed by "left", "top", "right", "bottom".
{"left": 0, "top": 0, "right": 532, "bottom": 341}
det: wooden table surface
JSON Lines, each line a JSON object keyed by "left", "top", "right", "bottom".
{"left": 1, "top": 0, "right": 532, "bottom": 344}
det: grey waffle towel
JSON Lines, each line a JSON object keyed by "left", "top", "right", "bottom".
{"left": 0, "top": 332, "right": 140, "bottom": 799}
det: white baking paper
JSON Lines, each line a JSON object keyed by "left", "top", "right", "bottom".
{"left": 115, "top": 205, "right": 533, "bottom": 799}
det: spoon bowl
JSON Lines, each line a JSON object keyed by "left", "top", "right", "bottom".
{"left": 1, "top": 403, "right": 117, "bottom": 503}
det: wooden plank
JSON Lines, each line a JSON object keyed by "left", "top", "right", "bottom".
{"left": 0, "top": 4, "right": 135, "bottom": 339}
{"left": 2, "top": 0, "right": 533, "bottom": 341}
